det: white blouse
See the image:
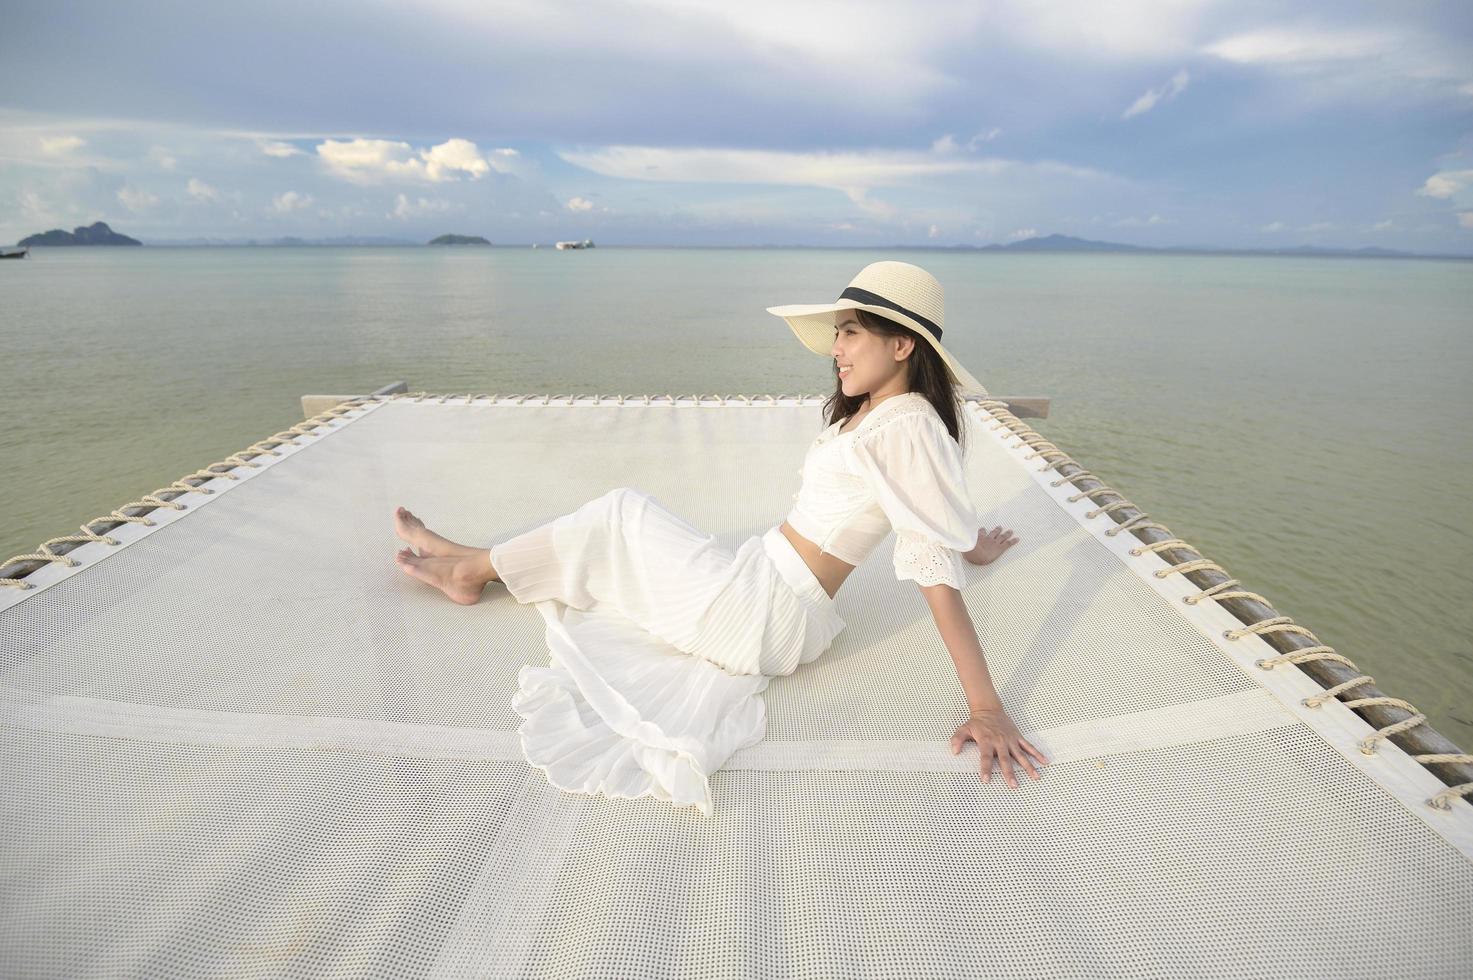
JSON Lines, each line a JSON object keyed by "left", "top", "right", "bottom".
{"left": 784, "top": 392, "right": 981, "bottom": 590}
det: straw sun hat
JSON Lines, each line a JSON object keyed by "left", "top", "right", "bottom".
{"left": 766, "top": 260, "right": 988, "bottom": 396}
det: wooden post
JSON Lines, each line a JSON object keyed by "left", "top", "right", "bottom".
{"left": 984, "top": 396, "right": 1048, "bottom": 418}
{"left": 301, "top": 380, "right": 408, "bottom": 419}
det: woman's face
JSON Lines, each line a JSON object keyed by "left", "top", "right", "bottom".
{"left": 831, "top": 312, "right": 911, "bottom": 399}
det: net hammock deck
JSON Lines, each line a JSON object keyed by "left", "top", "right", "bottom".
{"left": 2, "top": 393, "right": 1470, "bottom": 979}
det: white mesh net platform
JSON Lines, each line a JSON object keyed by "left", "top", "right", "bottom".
{"left": 2, "top": 393, "right": 1470, "bottom": 979}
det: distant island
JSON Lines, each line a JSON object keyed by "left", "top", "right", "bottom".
{"left": 428, "top": 234, "right": 492, "bottom": 246}
{"left": 146, "top": 235, "right": 419, "bottom": 246}
{"left": 979, "top": 233, "right": 1145, "bottom": 253}
{"left": 19, "top": 221, "right": 141, "bottom": 247}
{"left": 262, "top": 235, "right": 421, "bottom": 247}
{"left": 964, "top": 233, "right": 1415, "bottom": 259}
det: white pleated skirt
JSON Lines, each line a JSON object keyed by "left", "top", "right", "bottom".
{"left": 488, "top": 486, "right": 847, "bottom": 815}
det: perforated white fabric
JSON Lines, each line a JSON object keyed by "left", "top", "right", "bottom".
{"left": 2, "top": 394, "right": 1470, "bottom": 978}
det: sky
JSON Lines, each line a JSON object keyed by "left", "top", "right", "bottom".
{"left": 3, "top": 0, "right": 1472, "bottom": 253}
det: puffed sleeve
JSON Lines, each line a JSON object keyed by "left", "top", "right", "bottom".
{"left": 842, "top": 412, "right": 980, "bottom": 590}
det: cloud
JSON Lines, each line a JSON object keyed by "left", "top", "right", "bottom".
{"left": 928, "top": 223, "right": 941, "bottom": 239}
{"left": 39, "top": 135, "right": 85, "bottom": 155}
{"left": 419, "top": 138, "right": 491, "bottom": 180}
{"left": 389, "top": 193, "right": 451, "bottom": 219}
{"left": 148, "top": 146, "right": 177, "bottom": 170}
{"left": 271, "top": 190, "right": 313, "bottom": 213}
{"left": 1416, "top": 169, "right": 1473, "bottom": 199}
{"left": 1260, "top": 220, "right": 1286, "bottom": 232}
{"left": 1201, "top": 25, "right": 1473, "bottom": 105}
{"left": 840, "top": 187, "right": 898, "bottom": 221}
{"left": 989, "top": 0, "right": 1212, "bottom": 59}
{"left": 445, "top": 0, "right": 979, "bottom": 111}
{"left": 924, "top": 130, "right": 1003, "bottom": 155}
{"left": 966, "top": 128, "right": 1002, "bottom": 150}
{"left": 260, "top": 140, "right": 303, "bottom": 158}
{"left": 18, "top": 188, "right": 57, "bottom": 226}
{"left": 559, "top": 143, "right": 1125, "bottom": 228}
{"left": 1114, "top": 213, "right": 1171, "bottom": 226}
{"left": 565, "top": 196, "right": 595, "bottom": 212}
{"left": 186, "top": 177, "right": 221, "bottom": 202}
{"left": 1372, "top": 218, "right": 1393, "bottom": 231}
{"left": 1122, "top": 69, "right": 1190, "bottom": 119}
{"left": 1202, "top": 28, "right": 1388, "bottom": 66}
{"left": 466, "top": 146, "right": 531, "bottom": 180}
{"left": 316, "top": 138, "right": 420, "bottom": 182}
{"left": 116, "top": 185, "right": 159, "bottom": 211}
{"left": 1008, "top": 227, "right": 1039, "bottom": 239}
{"left": 316, "top": 136, "right": 491, "bottom": 184}
{"left": 560, "top": 143, "right": 1111, "bottom": 201}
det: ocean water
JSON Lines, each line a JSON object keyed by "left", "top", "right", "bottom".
{"left": 2, "top": 245, "right": 1470, "bottom": 749}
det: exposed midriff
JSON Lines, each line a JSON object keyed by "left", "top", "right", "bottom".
{"left": 777, "top": 399, "right": 882, "bottom": 599}
{"left": 778, "top": 520, "right": 856, "bottom": 601}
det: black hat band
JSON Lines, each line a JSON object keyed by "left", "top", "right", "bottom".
{"left": 838, "top": 286, "right": 943, "bottom": 341}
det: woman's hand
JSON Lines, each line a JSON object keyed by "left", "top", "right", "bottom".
{"left": 951, "top": 707, "right": 1049, "bottom": 788}
{"left": 966, "top": 525, "right": 1019, "bottom": 565}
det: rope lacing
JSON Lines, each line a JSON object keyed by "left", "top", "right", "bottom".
{"left": 1, "top": 401, "right": 359, "bottom": 591}
{"left": 1106, "top": 516, "right": 1169, "bottom": 538}
{"left": 971, "top": 397, "right": 1471, "bottom": 811}
{"left": 1182, "top": 578, "right": 1272, "bottom": 608}
{"left": 396, "top": 392, "right": 829, "bottom": 407}
{"left": 0, "top": 392, "right": 839, "bottom": 592}
{"left": 1410, "top": 756, "right": 1473, "bottom": 807}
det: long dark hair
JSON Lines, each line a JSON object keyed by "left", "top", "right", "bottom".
{"left": 822, "top": 308, "right": 968, "bottom": 448}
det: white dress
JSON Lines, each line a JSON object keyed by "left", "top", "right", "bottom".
{"left": 490, "top": 394, "right": 980, "bottom": 815}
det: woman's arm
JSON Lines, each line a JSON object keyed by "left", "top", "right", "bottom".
{"left": 921, "top": 583, "right": 1003, "bottom": 711}
{"left": 921, "top": 583, "right": 1049, "bottom": 787}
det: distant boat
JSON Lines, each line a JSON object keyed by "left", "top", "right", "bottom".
{"left": 0, "top": 246, "right": 29, "bottom": 259}
{"left": 554, "top": 239, "right": 595, "bottom": 250}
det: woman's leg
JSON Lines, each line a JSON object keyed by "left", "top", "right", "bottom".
{"left": 485, "top": 487, "right": 711, "bottom": 618}
{"left": 392, "top": 506, "right": 501, "bottom": 605}
{"left": 488, "top": 487, "right": 767, "bottom": 672}
{"left": 393, "top": 506, "right": 489, "bottom": 562}
{"left": 394, "top": 492, "right": 798, "bottom": 676}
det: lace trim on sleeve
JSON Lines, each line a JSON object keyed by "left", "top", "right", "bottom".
{"left": 893, "top": 529, "right": 968, "bottom": 590}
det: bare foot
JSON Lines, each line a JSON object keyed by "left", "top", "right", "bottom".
{"left": 394, "top": 506, "right": 479, "bottom": 558}
{"left": 394, "top": 547, "right": 487, "bottom": 605}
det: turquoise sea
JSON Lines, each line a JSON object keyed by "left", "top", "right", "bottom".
{"left": 2, "top": 246, "right": 1470, "bottom": 748}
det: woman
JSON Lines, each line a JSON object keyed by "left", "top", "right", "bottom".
{"left": 393, "top": 260, "right": 1047, "bottom": 814}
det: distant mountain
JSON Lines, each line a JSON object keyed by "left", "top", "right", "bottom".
{"left": 275, "top": 235, "right": 418, "bottom": 246}
{"left": 144, "top": 235, "right": 420, "bottom": 246}
{"left": 1266, "top": 244, "right": 1411, "bottom": 257}
{"left": 255, "top": 235, "right": 419, "bottom": 246}
{"left": 978, "top": 233, "right": 1146, "bottom": 253}
{"left": 952, "top": 233, "right": 1426, "bottom": 259}
{"left": 19, "top": 221, "right": 141, "bottom": 246}
{"left": 149, "top": 236, "right": 241, "bottom": 246}
{"left": 429, "top": 234, "right": 491, "bottom": 245}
